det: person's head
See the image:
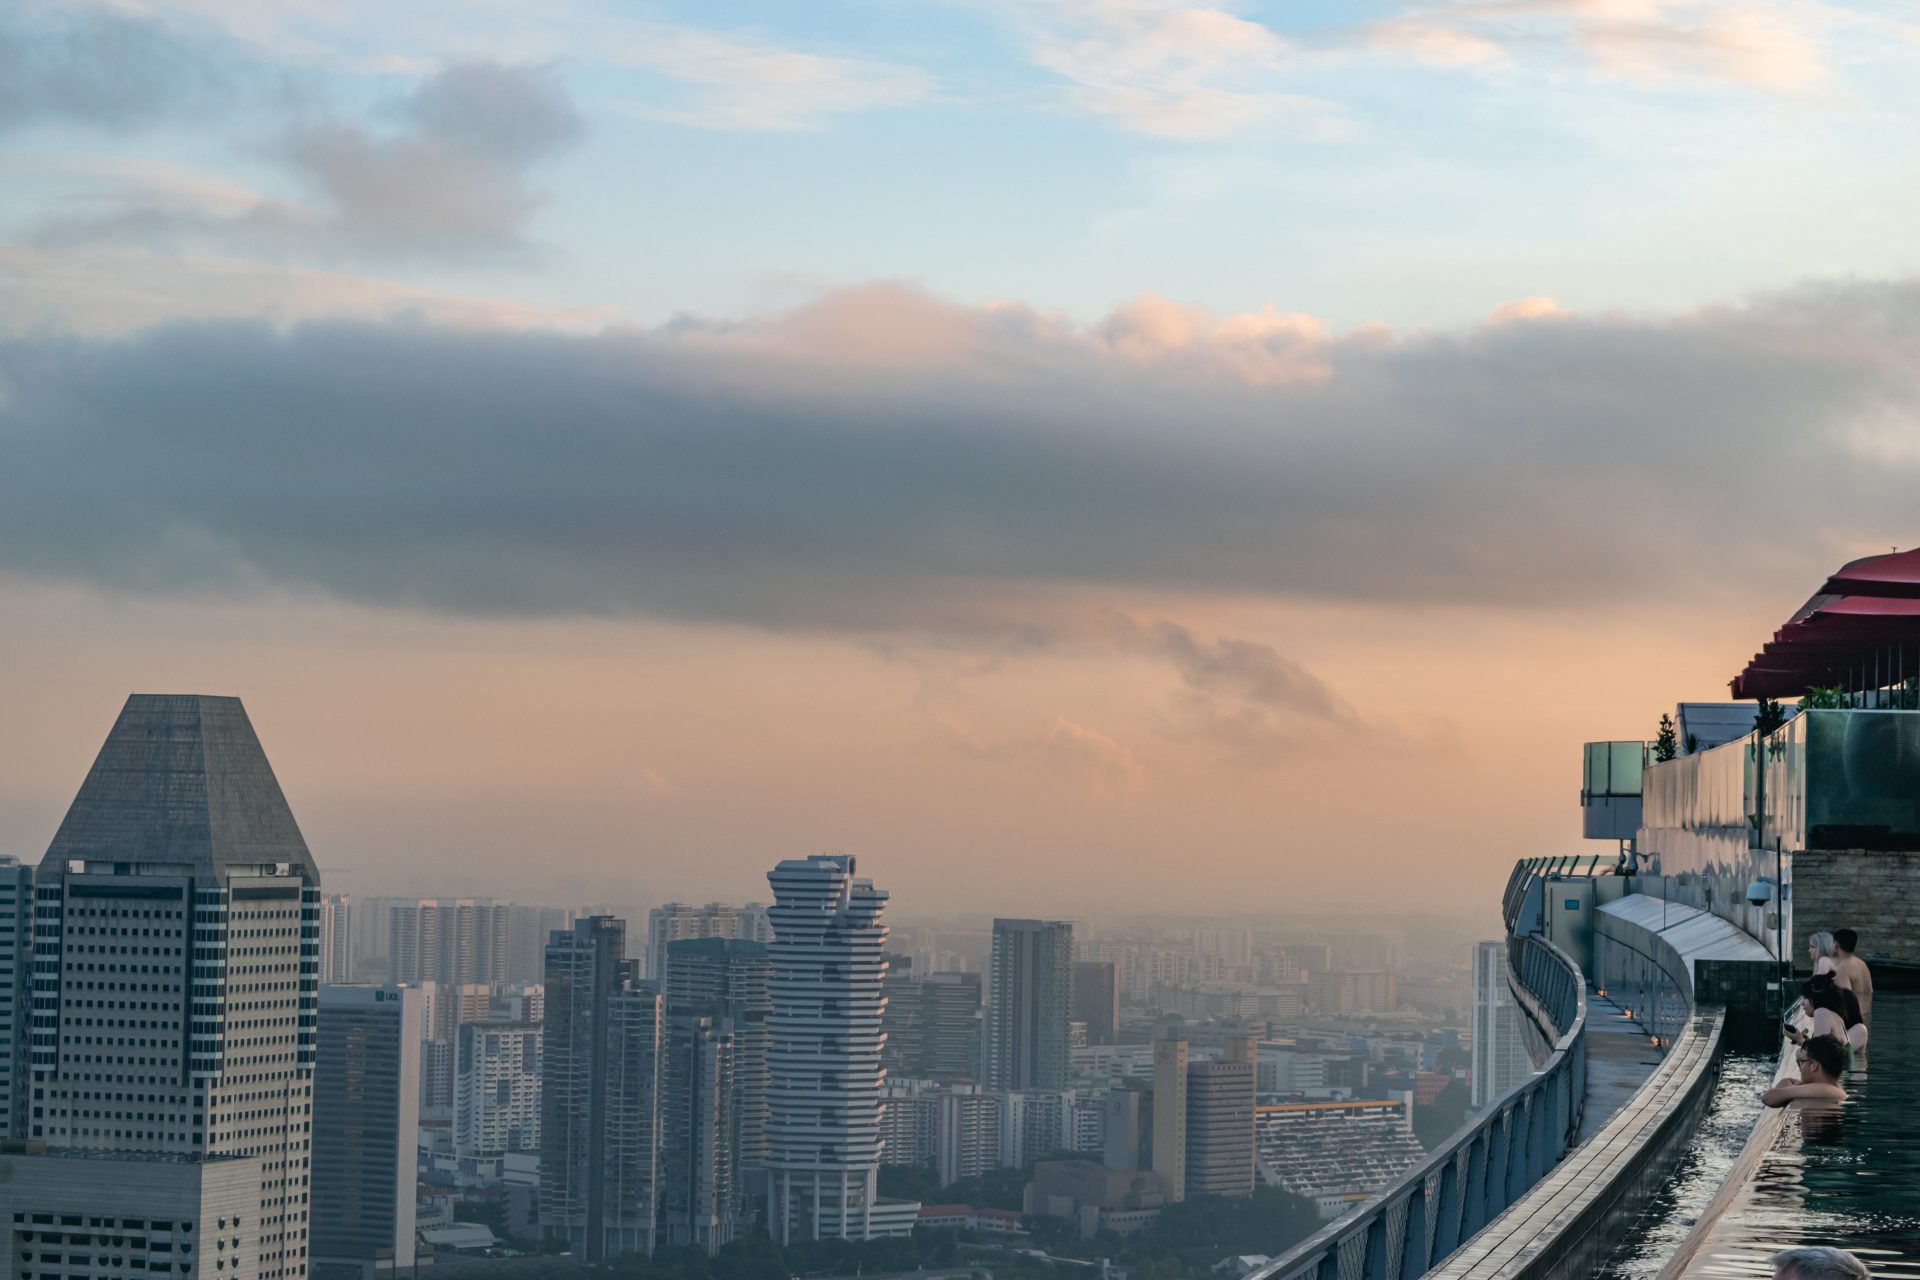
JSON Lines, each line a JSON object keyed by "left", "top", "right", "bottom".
{"left": 1809, "top": 932, "right": 1837, "bottom": 962}
{"left": 1803, "top": 976, "right": 1847, "bottom": 1019}
{"left": 1799, "top": 1035, "right": 1846, "bottom": 1084}
{"left": 1770, "top": 1244, "right": 1869, "bottom": 1279}
{"left": 1834, "top": 928, "right": 1859, "bottom": 956}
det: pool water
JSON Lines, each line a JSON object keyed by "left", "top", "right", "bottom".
{"left": 1594, "top": 1053, "right": 1776, "bottom": 1279}
{"left": 1670, "top": 991, "right": 1920, "bottom": 1277}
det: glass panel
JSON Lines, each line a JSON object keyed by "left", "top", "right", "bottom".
{"left": 1610, "top": 741, "right": 1645, "bottom": 796}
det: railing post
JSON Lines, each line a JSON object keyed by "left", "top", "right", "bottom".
{"left": 1486, "top": 1109, "right": 1511, "bottom": 1218}
{"left": 1431, "top": 1153, "right": 1462, "bottom": 1259}
{"left": 1398, "top": 1183, "right": 1428, "bottom": 1280}
{"left": 1509, "top": 1092, "right": 1533, "bottom": 1195}
{"left": 1362, "top": 1214, "right": 1389, "bottom": 1280}
{"left": 1460, "top": 1132, "right": 1489, "bottom": 1240}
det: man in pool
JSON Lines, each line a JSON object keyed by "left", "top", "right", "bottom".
{"left": 1762, "top": 1035, "right": 1847, "bottom": 1107}
{"left": 1833, "top": 928, "right": 1874, "bottom": 1025}
{"left": 1770, "top": 1245, "right": 1871, "bottom": 1278}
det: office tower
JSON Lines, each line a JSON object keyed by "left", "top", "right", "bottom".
{"left": 1072, "top": 960, "right": 1120, "bottom": 1046}
{"left": 314, "top": 985, "right": 422, "bottom": 1278}
{"left": 664, "top": 938, "right": 772, "bottom": 1199}
{"left": 1471, "top": 941, "right": 1534, "bottom": 1107}
{"left": 920, "top": 971, "right": 983, "bottom": 1081}
{"left": 1185, "top": 1040, "right": 1255, "bottom": 1199}
{"left": 11, "top": 694, "right": 320, "bottom": 1280}
{"left": 323, "top": 894, "right": 357, "bottom": 983}
{"left": 646, "top": 902, "right": 772, "bottom": 983}
{"left": 419, "top": 981, "right": 492, "bottom": 1117}
{"left": 389, "top": 898, "right": 510, "bottom": 986}
{"left": 1102, "top": 1089, "right": 1144, "bottom": 1171}
{"left": 764, "top": 855, "right": 916, "bottom": 1241}
{"left": 986, "top": 919, "right": 1074, "bottom": 1091}
{"left": 935, "top": 1090, "right": 1004, "bottom": 1185}
{"left": 456, "top": 1021, "right": 542, "bottom": 1160}
{"left": 1152, "top": 1039, "right": 1189, "bottom": 1202}
{"left": 0, "top": 856, "right": 30, "bottom": 1140}
{"left": 541, "top": 917, "right": 662, "bottom": 1259}
{"left": 660, "top": 1013, "right": 736, "bottom": 1253}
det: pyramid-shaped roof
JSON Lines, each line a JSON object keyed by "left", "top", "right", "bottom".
{"left": 40, "top": 694, "right": 316, "bottom": 883}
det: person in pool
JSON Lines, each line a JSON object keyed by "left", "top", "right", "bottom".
{"left": 1788, "top": 976, "right": 1867, "bottom": 1061}
{"left": 1833, "top": 928, "right": 1874, "bottom": 1025}
{"left": 1770, "top": 1245, "right": 1871, "bottom": 1279}
{"left": 1763, "top": 1034, "right": 1848, "bottom": 1107}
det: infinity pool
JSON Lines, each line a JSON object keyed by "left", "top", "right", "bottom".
{"left": 1666, "top": 991, "right": 1920, "bottom": 1277}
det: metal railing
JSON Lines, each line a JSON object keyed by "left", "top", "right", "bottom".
{"left": 1246, "top": 935, "right": 1588, "bottom": 1280}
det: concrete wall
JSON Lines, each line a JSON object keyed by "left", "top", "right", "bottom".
{"left": 1793, "top": 849, "right": 1920, "bottom": 969}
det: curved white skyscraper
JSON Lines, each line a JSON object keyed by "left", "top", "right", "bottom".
{"left": 763, "top": 855, "right": 915, "bottom": 1241}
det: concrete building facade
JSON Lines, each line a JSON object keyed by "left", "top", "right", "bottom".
{"left": 314, "top": 985, "right": 422, "bottom": 1277}
{"left": 986, "top": 920, "right": 1074, "bottom": 1092}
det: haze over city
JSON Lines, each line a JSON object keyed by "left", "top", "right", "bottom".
{"left": 5, "top": 0, "right": 1920, "bottom": 916}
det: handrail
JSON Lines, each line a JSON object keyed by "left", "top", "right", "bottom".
{"left": 1244, "top": 934, "right": 1588, "bottom": 1280}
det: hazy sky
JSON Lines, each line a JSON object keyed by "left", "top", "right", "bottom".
{"left": 4, "top": 0, "right": 1919, "bottom": 916}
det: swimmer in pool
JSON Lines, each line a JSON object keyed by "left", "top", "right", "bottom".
{"left": 1762, "top": 1035, "right": 1847, "bottom": 1107}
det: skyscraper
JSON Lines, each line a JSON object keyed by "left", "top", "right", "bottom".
{"left": 9, "top": 694, "right": 321, "bottom": 1280}
{"left": 389, "top": 898, "right": 510, "bottom": 986}
{"left": 541, "top": 917, "right": 662, "bottom": 1259}
{"left": 660, "top": 1012, "right": 736, "bottom": 1252}
{"left": 986, "top": 919, "right": 1074, "bottom": 1091}
{"left": 919, "top": 971, "right": 983, "bottom": 1081}
{"left": 664, "top": 937, "right": 772, "bottom": 1207}
{"left": 764, "top": 855, "right": 917, "bottom": 1241}
{"left": 0, "top": 856, "right": 31, "bottom": 1140}
{"left": 1471, "top": 941, "right": 1534, "bottom": 1108}
{"left": 322, "top": 893, "right": 357, "bottom": 983}
{"left": 1184, "top": 1040, "right": 1255, "bottom": 1199}
{"left": 1071, "top": 960, "right": 1120, "bottom": 1047}
{"left": 314, "top": 985, "right": 422, "bottom": 1278}
{"left": 1152, "top": 1038, "right": 1188, "bottom": 1202}
{"left": 455, "top": 1020, "right": 542, "bottom": 1162}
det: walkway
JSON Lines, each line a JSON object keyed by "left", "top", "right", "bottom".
{"left": 1579, "top": 991, "right": 1665, "bottom": 1142}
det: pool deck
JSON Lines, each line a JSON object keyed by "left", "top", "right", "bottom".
{"left": 1580, "top": 991, "right": 1666, "bottom": 1142}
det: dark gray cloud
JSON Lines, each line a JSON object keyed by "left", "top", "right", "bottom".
{"left": 0, "top": 6, "right": 238, "bottom": 130}
{"left": 0, "top": 280, "right": 1916, "bottom": 635}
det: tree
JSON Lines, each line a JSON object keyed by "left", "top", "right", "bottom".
{"left": 1754, "top": 697, "right": 1787, "bottom": 737}
{"left": 1653, "top": 713, "right": 1678, "bottom": 762}
{"left": 1412, "top": 1078, "right": 1471, "bottom": 1150}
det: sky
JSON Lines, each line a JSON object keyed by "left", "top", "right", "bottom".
{"left": 3, "top": 0, "right": 1920, "bottom": 919}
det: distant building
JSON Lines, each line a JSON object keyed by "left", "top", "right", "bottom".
{"left": 315, "top": 985, "right": 422, "bottom": 1278}
{"left": 1254, "top": 1099, "right": 1425, "bottom": 1219}
{"left": 764, "top": 855, "right": 918, "bottom": 1241}
{"left": 1184, "top": 1039, "right": 1255, "bottom": 1199}
{"left": 664, "top": 936, "right": 772, "bottom": 1210}
{"left": 323, "top": 894, "right": 357, "bottom": 983}
{"left": 1152, "top": 1038, "right": 1188, "bottom": 1201}
{"left": 389, "top": 898, "right": 510, "bottom": 986}
{"left": 661, "top": 1012, "right": 736, "bottom": 1253}
{"left": 646, "top": 902, "right": 771, "bottom": 983}
{"left": 987, "top": 919, "right": 1074, "bottom": 1091}
{"left": 455, "top": 1020, "right": 542, "bottom": 1162}
{"left": 881, "top": 1084, "right": 939, "bottom": 1168}
{"left": 936, "top": 1090, "right": 1004, "bottom": 1185}
{"left": 1025, "top": 1160, "right": 1167, "bottom": 1239}
{"left": 1072, "top": 960, "right": 1121, "bottom": 1046}
{"left": 1472, "top": 941, "right": 1536, "bottom": 1107}
{"left": 921, "top": 971, "right": 984, "bottom": 1080}
{"left": 1102, "top": 1088, "right": 1145, "bottom": 1171}
{"left": 1307, "top": 969, "right": 1398, "bottom": 1016}
{"left": 541, "top": 916, "right": 663, "bottom": 1259}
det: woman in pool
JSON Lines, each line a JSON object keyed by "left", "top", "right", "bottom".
{"left": 1787, "top": 976, "right": 1866, "bottom": 1063}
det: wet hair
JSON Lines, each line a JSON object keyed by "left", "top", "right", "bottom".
{"left": 1809, "top": 932, "right": 1837, "bottom": 961}
{"left": 1801, "top": 1035, "right": 1846, "bottom": 1081}
{"left": 1803, "top": 974, "right": 1860, "bottom": 1027}
{"left": 1770, "top": 1245, "right": 1870, "bottom": 1279}
{"left": 1833, "top": 928, "right": 1859, "bottom": 954}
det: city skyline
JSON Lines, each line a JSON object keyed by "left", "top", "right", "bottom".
{"left": 6, "top": 3, "right": 1920, "bottom": 918}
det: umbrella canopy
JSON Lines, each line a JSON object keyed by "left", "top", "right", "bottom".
{"left": 1822, "top": 548, "right": 1920, "bottom": 598}
{"left": 1731, "top": 568, "right": 1920, "bottom": 700}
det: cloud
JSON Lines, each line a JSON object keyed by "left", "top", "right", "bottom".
{"left": 1488, "top": 295, "right": 1569, "bottom": 325}
{"left": 1047, "top": 717, "right": 1145, "bottom": 794}
{"left": 0, "top": 5, "right": 242, "bottom": 131}
{"left": 1374, "top": 0, "right": 1831, "bottom": 92}
{"left": 612, "top": 27, "right": 936, "bottom": 131}
{"left": 1107, "top": 616, "right": 1347, "bottom": 720}
{"left": 1006, "top": 0, "right": 1351, "bottom": 139}
{"left": 1, "top": 278, "right": 1918, "bottom": 637}
{"left": 23, "top": 61, "right": 583, "bottom": 260}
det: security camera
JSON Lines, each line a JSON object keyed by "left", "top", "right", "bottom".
{"left": 1746, "top": 879, "right": 1773, "bottom": 906}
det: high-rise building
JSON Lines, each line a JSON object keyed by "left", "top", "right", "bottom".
{"left": 314, "top": 985, "right": 422, "bottom": 1278}
{"left": 322, "top": 894, "right": 357, "bottom": 983}
{"left": 987, "top": 919, "right": 1074, "bottom": 1092}
{"left": 541, "top": 917, "right": 662, "bottom": 1259}
{"left": 506, "top": 905, "right": 578, "bottom": 984}
{"left": 1184, "top": 1040, "right": 1255, "bottom": 1199}
{"left": 418, "top": 980, "right": 493, "bottom": 1117}
{"left": 660, "top": 1012, "right": 736, "bottom": 1253}
{"left": 920, "top": 971, "right": 983, "bottom": 1081}
{"left": 8, "top": 694, "right": 320, "bottom": 1280}
{"left": 646, "top": 902, "right": 771, "bottom": 983}
{"left": 1072, "top": 960, "right": 1120, "bottom": 1047}
{"left": 456, "top": 1020, "right": 542, "bottom": 1160}
{"left": 764, "top": 855, "right": 917, "bottom": 1241}
{"left": 1152, "top": 1038, "right": 1188, "bottom": 1202}
{"left": 935, "top": 1090, "right": 1004, "bottom": 1185}
{"left": 389, "top": 899, "right": 511, "bottom": 987}
{"left": 1471, "top": 941, "right": 1535, "bottom": 1108}
{"left": 881, "top": 953, "right": 923, "bottom": 1077}
{"left": 0, "top": 856, "right": 32, "bottom": 1140}
{"left": 664, "top": 938, "right": 772, "bottom": 1204}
